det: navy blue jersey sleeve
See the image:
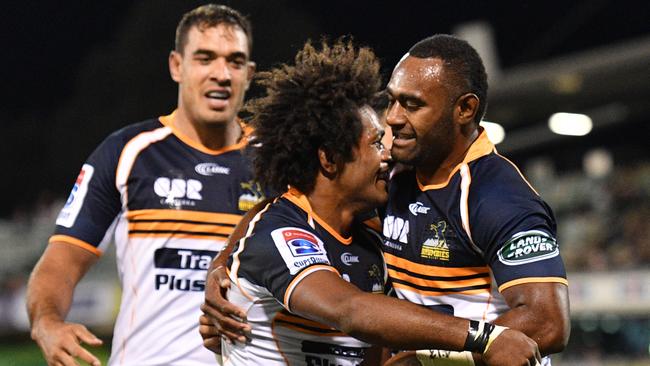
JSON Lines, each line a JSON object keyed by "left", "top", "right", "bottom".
{"left": 232, "top": 226, "right": 336, "bottom": 306}
{"left": 52, "top": 131, "right": 124, "bottom": 251}
{"left": 468, "top": 156, "right": 567, "bottom": 289}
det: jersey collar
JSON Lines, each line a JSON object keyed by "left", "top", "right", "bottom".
{"left": 417, "top": 128, "right": 495, "bottom": 191}
{"left": 282, "top": 187, "right": 353, "bottom": 245}
{"left": 159, "top": 110, "right": 248, "bottom": 156}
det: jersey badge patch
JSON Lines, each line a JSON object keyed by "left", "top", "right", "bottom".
{"left": 271, "top": 227, "right": 330, "bottom": 275}
{"left": 56, "top": 164, "right": 94, "bottom": 228}
{"left": 497, "top": 230, "right": 559, "bottom": 265}
{"left": 238, "top": 180, "right": 266, "bottom": 212}
{"left": 420, "top": 220, "right": 450, "bottom": 261}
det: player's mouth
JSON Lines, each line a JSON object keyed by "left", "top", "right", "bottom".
{"left": 391, "top": 133, "right": 416, "bottom": 148}
{"left": 205, "top": 90, "right": 231, "bottom": 109}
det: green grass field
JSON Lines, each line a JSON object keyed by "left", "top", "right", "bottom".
{"left": 0, "top": 341, "right": 110, "bottom": 366}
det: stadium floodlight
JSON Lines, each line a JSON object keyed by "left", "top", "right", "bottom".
{"left": 548, "top": 112, "right": 592, "bottom": 136}
{"left": 479, "top": 120, "right": 505, "bottom": 144}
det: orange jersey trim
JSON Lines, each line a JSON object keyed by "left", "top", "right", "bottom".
{"left": 384, "top": 252, "right": 489, "bottom": 278}
{"left": 417, "top": 129, "right": 495, "bottom": 190}
{"left": 127, "top": 221, "right": 235, "bottom": 235}
{"left": 127, "top": 232, "right": 229, "bottom": 240}
{"left": 391, "top": 282, "right": 490, "bottom": 296}
{"left": 283, "top": 265, "right": 340, "bottom": 310}
{"left": 126, "top": 209, "right": 242, "bottom": 226}
{"left": 498, "top": 277, "right": 569, "bottom": 292}
{"left": 49, "top": 235, "right": 103, "bottom": 256}
{"left": 283, "top": 188, "right": 353, "bottom": 245}
{"left": 159, "top": 111, "right": 248, "bottom": 156}
{"left": 387, "top": 268, "right": 491, "bottom": 289}
{"left": 495, "top": 153, "right": 540, "bottom": 196}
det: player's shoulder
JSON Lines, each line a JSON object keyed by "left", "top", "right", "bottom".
{"left": 105, "top": 118, "right": 166, "bottom": 143}
{"left": 249, "top": 197, "right": 317, "bottom": 240}
{"left": 470, "top": 152, "right": 538, "bottom": 197}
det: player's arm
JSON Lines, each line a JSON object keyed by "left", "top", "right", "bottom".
{"left": 290, "top": 270, "right": 541, "bottom": 366}
{"left": 495, "top": 282, "right": 570, "bottom": 355}
{"left": 26, "top": 242, "right": 103, "bottom": 366}
{"left": 201, "top": 197, "right": 274, "bottom": 349}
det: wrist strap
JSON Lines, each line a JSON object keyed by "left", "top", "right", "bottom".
{"left": 484, "top": 324, "right": 508, "bottom": 355}
{"left": 463, "top": 320, "right": 494, "bottom": 353}
{"left": 415, "top": 349, "right": 475, "bottom": 366}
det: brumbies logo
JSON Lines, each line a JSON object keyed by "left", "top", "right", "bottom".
{"left": 238, "top": 180, "right": 265, "bottom": 211}
{"left": 497, "top": 230, "right": 559, "bottom": 265}
{"left": 420, "top": 221, "right": 450, "bottom": 261}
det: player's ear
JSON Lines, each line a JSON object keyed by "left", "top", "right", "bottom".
{"left": 169, "top": 50, "right": 183, "bottom": 83}
{"left": 455, "top": 93, "right": 479, "bottom": 126}
{"left": 318, "top": 147, "right": 338, "bottom": 177}
{"left": 245, "top": 61, "right": 256, "bottom": 91}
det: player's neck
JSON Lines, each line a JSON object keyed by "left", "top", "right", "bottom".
{"left": 306, "top": 188, "right": 356, "bottom": 238}
{"left": 172, "top": 110, "right": 241, "bottom": 151}
{"left": 416, "top": 127, "right": 479, "bottom": 185}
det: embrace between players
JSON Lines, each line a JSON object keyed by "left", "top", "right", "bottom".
{"left": 28, "top": 4, "right": 569, "bottom": 366}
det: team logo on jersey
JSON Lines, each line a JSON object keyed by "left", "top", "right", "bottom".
{"left": 383, "top": 215, "right": 409, "bottom": 251}
{"left": 56, "top": 164, "right": 94, "bottom": 228}
{"left": 238, "top": 180, "right": 265, "bottom": 211}
{"left": 271, "top": 227, "right": 330, "bottom": 275}
{"left": 497, "top": 230, "right": 559, "bottom": 265}
{"left": 408, "top": 201, "right": 430, "bottom": 216}
{"left": 420, "top": 221, "right": 450, "bottom": 261}
{"left": 341, "top": 252, "right": 360, "bottom": 266}
{"left": 154, "top": 177, "right": 202, "bottom": 208}
{"left": 195, "top": 162, "right": 230, "bottom": 176}
{"left": 368, "top": 264, "right": 384, "bottom": 293}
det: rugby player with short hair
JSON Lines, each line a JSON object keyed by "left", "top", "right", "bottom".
{"left": 26, "top": 4, "right": 264, "bottom": 366}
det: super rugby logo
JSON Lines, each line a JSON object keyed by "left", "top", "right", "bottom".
{"left": 56, "top": 164, "right": 94, "bottom": 228}
{"left": 282, "top": 229, "right": 323, "bottom": 256}
{"left": 497, "top": 230, "right": 559, "bottom": 265}
{"left": 271, "top": 227, "right": 330, "bottom": 275}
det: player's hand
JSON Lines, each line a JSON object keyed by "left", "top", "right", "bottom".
{"left": 31, "top": 318, "right": 103, "bottom": 366}
{"left": 202, "top": 253, "right": 250, "bottom": 344}
{"left": 199, "top": 314, "right": 223, "bottom": 354}
{"left": 482, "top": 328, "right": 541, "bottom": 366}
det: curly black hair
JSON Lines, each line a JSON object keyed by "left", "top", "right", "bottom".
{"left": 247, "top": 39, "right": 382, "bottom": 194}
{"left": 409, "top": 34, "right": 488, "bottom": 124}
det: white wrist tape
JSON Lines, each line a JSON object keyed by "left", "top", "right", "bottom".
{"left": 415, "top": 349, "right": 475, "bottom": 366}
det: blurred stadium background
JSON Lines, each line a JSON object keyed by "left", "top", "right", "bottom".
{"left": 2, "top": 1, "right": 649, "bottom": 364}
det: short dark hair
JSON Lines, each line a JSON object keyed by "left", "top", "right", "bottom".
{"left": 409, "top": 34, "right": 488, "bottom": 123}
{"left": 247, "top": 39, "right": 382, "bottom": 194}
{"left": 175, "top": 4, "right": 252, "bottom": 55}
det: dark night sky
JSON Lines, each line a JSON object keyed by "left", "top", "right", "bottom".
{"left": 2, "top": 0, "right": 650, "bottom": 217}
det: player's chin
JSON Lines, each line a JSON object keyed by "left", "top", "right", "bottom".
{"left": 371, "top": 184, "right": 389, "bottom": 206}
{"left": 203, "top": 107, "right": 235, "bottom": 124}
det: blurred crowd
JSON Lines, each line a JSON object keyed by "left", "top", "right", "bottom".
{"left": 527, "top": 159, "right": 650, "bottom": 271}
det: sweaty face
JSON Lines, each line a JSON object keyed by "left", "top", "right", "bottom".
{"left": 386, "top": 56, "right": 457, "bottom": 169}
{"left": 337, "top": 106, "right": 391, "bottom": 211}
{"left": 170, "top": 24, "right": 253, "bottom": 127}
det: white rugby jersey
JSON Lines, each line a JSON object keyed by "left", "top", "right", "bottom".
{"left": 51, "top": 112, "right": 265, "bottom": 366}
{"left": 223, "top": 190, "right": 387, "bottom": 365}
